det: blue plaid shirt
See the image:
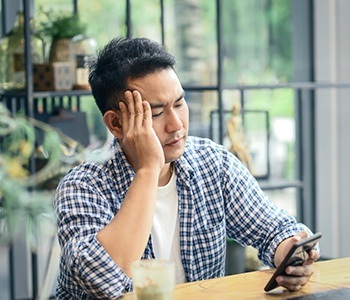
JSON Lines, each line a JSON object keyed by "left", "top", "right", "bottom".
{"left": 55, "top": 136, "right": 311, "bottom": 299}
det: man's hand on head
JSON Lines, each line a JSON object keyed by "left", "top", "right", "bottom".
{"left": 119, "top": 90, "right": 164, "bottom": 173}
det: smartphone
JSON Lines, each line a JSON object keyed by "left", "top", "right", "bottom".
{"left": 264, "top": 232, "right": 322, "bottom": 292}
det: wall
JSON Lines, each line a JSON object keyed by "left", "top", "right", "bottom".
{"left": 314, "top": 0, "right": 350, "bottom": 258}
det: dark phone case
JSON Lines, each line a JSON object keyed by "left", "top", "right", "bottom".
{"left": 264, "top": 232, "right": 322, "bottom": 292}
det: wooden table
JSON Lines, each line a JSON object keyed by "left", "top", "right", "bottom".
{"left": 122, "top": 257, "right": 350, "bottom": 299}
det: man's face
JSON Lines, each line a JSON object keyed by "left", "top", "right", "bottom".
{"left": 127, "top": 68, "right": 189, "bottom": 163}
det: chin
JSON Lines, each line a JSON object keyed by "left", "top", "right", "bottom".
{"left": 163, "top": 136, "right": 187, "bottom": 163}
{"left": 165, "top": 148, "right": 185, "bottom": 163}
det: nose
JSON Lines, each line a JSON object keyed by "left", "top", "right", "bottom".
{"left": 166, "top": 109, "right": 183, "bottom": 133}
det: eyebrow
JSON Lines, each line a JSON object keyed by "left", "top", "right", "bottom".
{"left": 149, "top": 91, "right": 185, "bottom": 109}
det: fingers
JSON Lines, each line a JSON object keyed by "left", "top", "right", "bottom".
{"left": 119, "top": 92, "right": 131, "bottom": 133}
{"left": 308, "top": 249, "right": 320, "bottom": 262}
{"left": 277, "top": 271, "right": 311, "bottom": 291}
{"left": 133, "top": 91, "right": 144, "bottom": 128}
{"left": 277, "top": 261, "right": 315, "bottom": 291}
{"left": 292, "top": 231, "right": 308, "bottom": 243}
{"left": 121, "top": 90, "right": 149, "bottom": 131}
{"left": 123, "top": 90, "right": 136, "bottom": 131}
{"left": 277, "top": 276, "right": 304, "bottom": 291}
{"left": 142, "top": 101, "right": 152, "bottom": 127}
{"left": 285, "top": 261, "right": 314, "bottom": 276}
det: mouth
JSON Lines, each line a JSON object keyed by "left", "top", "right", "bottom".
{"left": 165, "top": 136, "right": 184, "bottom": 147}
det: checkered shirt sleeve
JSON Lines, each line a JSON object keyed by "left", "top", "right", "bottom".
{"left": 55, "top": 158, "right": 134, "bottom": 299}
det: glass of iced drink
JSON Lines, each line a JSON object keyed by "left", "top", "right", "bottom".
{"left": 131, "top": 259, "right": 175, "bottom": 300}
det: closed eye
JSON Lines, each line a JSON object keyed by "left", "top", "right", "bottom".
{"left": 151, "top": 93, "right": 185, "bottom": 118}
{"left": 152, "top": 111, "right": 163, "bottom": 118}
{"left": 175, "top": 98, "right": 185, "bottom": 108}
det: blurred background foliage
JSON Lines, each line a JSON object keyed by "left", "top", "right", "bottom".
{"left": 0, "top": 102, "right": 112, "bottom": 247}
{"left": 0, "top": 103, "right": 67, "bottom": 247}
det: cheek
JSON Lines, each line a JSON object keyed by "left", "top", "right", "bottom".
{"left": 151, "top": 122, "right": 165, "bottom": 141}
{"left": 181, "top": 106, "right": 189, "bottom": 126}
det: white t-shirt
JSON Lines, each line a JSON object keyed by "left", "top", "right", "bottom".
{"left": 151, "top": 171, "right": 186, "bottom": 284}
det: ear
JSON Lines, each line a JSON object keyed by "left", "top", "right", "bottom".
{"left": 103, "top": 110, "right": 123, "bottom": 138}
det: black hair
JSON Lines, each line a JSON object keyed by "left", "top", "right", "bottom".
{"left": 89, "top": 37, "right": 176, "bottom": 115}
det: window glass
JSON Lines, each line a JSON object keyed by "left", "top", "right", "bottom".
{"left": 221, "top": 0, "right": 292, "bottom": 85}
{"left": 186, "top": 91, "right": 218, "bottom": 138}
{"left": 130, "top": 0, "right": 162, "bottom": 43}
{"left": 164, "top": 0, "right": 217, "bottom": 87}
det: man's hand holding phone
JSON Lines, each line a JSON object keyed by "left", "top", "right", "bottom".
{"left": 265, "top": 232, "right": 322, "bottom": 292}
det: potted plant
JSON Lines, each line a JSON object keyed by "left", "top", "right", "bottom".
{"left": 36, "top": 12, "right": 87, "bottom": 62}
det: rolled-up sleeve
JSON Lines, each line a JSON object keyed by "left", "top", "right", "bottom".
{"left": 55, "top": 170, "right": 132, "bottom": 299}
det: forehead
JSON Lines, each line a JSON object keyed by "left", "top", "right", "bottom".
{"left": 127, "top": 68, "right": 183, "bottom": 103}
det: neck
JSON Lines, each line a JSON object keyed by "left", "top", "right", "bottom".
{"left": 158, "top": 163, "right": 173, "bottom": 187}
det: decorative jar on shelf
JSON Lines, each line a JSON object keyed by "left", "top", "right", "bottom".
{"left": 0, "top": 9, "right": 44, "bottom": 91}
{"left": 70, "top": 34, "right": 97, "bottom": 90}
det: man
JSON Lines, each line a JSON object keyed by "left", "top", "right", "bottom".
{"left": 55, "top": 37, "right": 320, "bottom": 299}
